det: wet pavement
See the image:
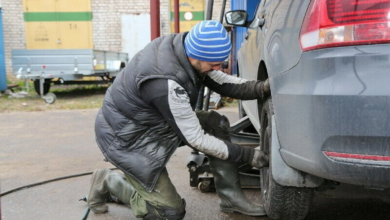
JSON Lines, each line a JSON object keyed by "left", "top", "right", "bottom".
{"left": 1, "top": 107, "right": 389, "bottom": 220}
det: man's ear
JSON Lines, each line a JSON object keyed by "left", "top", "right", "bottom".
{"left": 187, "top": 56, "right": 195, "bottom": 65}
{"left": 187, "top": 56, "right": 201, "bottom": 69}
{"left": 188, "top": 56, "right": 198, "bottom": 63}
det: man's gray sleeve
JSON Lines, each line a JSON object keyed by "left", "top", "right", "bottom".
{"left": 140, "top": 79, "right": 244, "bottom": 161}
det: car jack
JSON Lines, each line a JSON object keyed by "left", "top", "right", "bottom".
{"left": 186, "top": 116, "right": 261, "bottom": 192}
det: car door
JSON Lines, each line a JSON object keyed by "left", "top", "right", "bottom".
{"left": 239, "top": 0, "right": 269, "bottom": 131}
{"left": 238, "top": 0, "right": 267, "bottom": 81}
{"left": 250, "top": 0, "right": 269, "bottom": 79}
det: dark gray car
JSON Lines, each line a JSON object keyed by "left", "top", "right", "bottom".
{"left": 226, "top": 0, "right": 390, "bottom": 219}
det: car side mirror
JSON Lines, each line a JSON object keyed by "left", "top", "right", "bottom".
{"left": 225, "top": 10, "right": 248, "bottom": 27}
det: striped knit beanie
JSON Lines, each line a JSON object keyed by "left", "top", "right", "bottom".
{"left": 184, "top": 20, "right": 231, "bottom": 62}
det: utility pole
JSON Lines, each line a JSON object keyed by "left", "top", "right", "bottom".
{"left": 174, "top": 0, "right": 180, "bottom": 33}
{"left": 150, "top": 0, "right": 161, "bottom": 41}
{"left": 196, "top": 0, "right": 214, "bottom": 111}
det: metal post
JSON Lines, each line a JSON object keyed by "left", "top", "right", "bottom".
{"left": 174, "top": 0, "right": 180, "bottom": 33}
{"left": 202, "top": 88, "right": 211, "bottom": 111}
{"left": 195, "top": 86, "right": 204, "bottom": 111}
{"left": 202, "top": 0, "right": 228, "bottom": 111}
{"left": 39, "top": 77, "right": 44, "bottom": 97}
{"left": 196, "top": 0, "right": 215, "bottom": 111}
{"left": 230, "top": 26, "right": 236, "bottom": 76}
{"left": 206, "top": 0, "right": 214, "bottom": 20}
{"left": 219, "top": 0, "right": 227, "bottom": 23}
{"left": 150, "top": 0, "right": 161, "bottom": 41}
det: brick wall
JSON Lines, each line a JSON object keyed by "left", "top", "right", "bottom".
{"left": 211, "top": 0, "right": 231, "bottom": 22}
{"left": 160, "top": 0, "right": 170, "bottom": 35}
{"left": 2, "top": 0, "right": 25, "bottom": 81}
{"left": 91, "top": 0, "right": 230, "bottom": 52}
{"left": 91, "top": 0, "right": 157, "bottom": 52}
{"left": 1, "top": 0, "right": 230, "bottom": 81}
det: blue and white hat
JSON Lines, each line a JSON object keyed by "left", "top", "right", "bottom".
{"left": 184, "top": 20, "right": 231, "bottom": 62}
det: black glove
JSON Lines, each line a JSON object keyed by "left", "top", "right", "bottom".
{"left": 240, "top": 147, "right": 269, "bottom": 169}
{"left": 256, "top": 79, "right": 270, "bottom": 99}
{"left": 251, "top": 148, "right": 269, "bottom": 168}
{"left": 263, "top": 78, "right": 270, "bottom": 95}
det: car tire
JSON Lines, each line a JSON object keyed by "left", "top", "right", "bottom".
{"left": 260, "top": 98, "right": 313, "bottom": 220}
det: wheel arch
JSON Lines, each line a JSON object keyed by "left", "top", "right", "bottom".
{"left": 257, "top": 60, "right": 268, "bottom": 81}
{"left": 256, "top": 61, "right": 322, "bottom": 187}
{"left": 257, "top": 61, "right": 269, "bottom": 122}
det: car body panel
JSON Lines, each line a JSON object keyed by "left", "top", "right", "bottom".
{"left": 273, "top": 45, "right": 390, "bottom": 188}
{"left": 234, "top": 0, "right": 390, "bottom": 188}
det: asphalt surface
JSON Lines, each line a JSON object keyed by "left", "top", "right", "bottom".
{"left": 1, "top": 106, "right": 390, "bottom": 220}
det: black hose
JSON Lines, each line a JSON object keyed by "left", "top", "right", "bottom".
{"left": 0, "top": 167, "right": 118, "bottom": 220}
{"left": 81, "top": 207, "right": 91, "bottom": 220}
{"left": 0, "top": 167, "right": 118, "bottom": 197}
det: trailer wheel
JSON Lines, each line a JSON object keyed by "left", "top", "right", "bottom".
{"left": 33, "top": 79, "right": 51, "bottom": 95}
{"left": 43, "top": 92, "right": 56, "bottom": 104}
{"left": 260, "top": 98, "right": 313, "bottom": 220}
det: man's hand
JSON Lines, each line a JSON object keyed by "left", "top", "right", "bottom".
{"left": 239, "top": 146, "right": 269, "bottom": 169}
{"left": 251, "top": 149, "right": 269, "bottom": 169}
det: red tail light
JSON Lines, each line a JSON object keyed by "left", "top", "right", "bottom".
{"left": 300, "top": 0, "right": 390, "bottom": 51}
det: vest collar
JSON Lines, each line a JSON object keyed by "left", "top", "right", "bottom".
{"left": 173, "top": 32, "right": 202, "bottom": 88}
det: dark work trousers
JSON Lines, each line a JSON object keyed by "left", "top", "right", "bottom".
{"left": 123, "top": 110, "right": 231, "bottom": 218}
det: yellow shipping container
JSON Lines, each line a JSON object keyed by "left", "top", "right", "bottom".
{"left": 170, "top": 0, "right": 205, "bottom": 33}
{"left": 23, "top": 0, "right": 93, "bottom": 49}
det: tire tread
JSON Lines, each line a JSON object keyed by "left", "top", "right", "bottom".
{"left": 261, "top": 98, "right": 313, "bottom": 220}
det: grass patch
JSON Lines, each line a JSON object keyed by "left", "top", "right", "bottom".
{"left": 0, "top": 82, "right": 238, "bottom": 113}
{"left": 222, "top": 98, "right": 238, "bottom": 108}
{"left": 0, "top": 84, "right": 108, "bottom": 113}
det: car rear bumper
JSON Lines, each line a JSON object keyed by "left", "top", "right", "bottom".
{"left": 272, "top": 44, "right": 390, "bottom": 188}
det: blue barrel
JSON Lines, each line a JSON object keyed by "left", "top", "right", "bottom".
{"left": 0, "top": 7, "right": 7, "bottom": 92}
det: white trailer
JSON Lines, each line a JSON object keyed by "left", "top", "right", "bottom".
{"left": 12, "top": 49, "right": 128, "bottom": 103}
